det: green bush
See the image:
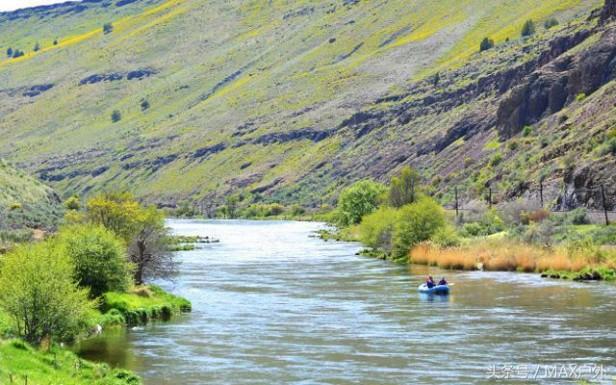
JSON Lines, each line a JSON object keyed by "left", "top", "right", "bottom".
{"left": 103, "top": 22, "right": 114, "bottom": 34}
{"left": 111, "top": 110, "right": 122, "bottom": 123}
{"left": 58, "top": 225, "right": 132, "bottom": 298}
{"left": 480, "top": 37, "right": 495, "bottom": 52}
{"left": 338, "top": 180, "right": 386, "bottom": 226}
{"left": 388, "top": 166, "right": 420, "bottom": 208}
{"left": 392, "top": 197, "right": 445, "bottom": 260}
{"left": 521, "top": 19, "right": 536, "bottom": 37}
{"left": 359, "top": 207, "right": 399, "bottom": 254}
{"left": 0, "top": 241, "right": 93, "bottom": 344}
{"left": 431, "top": 225, "right": 461, "bottom": 247}
{"left": 544, "top": 17, "right": 559, "bottom": 29}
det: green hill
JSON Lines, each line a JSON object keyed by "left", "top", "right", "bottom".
{"left": 0, "top": 160, "right": 61, "bottom": 230}
{"left": 0, "top": 0, "right": 613, "bottom": 210}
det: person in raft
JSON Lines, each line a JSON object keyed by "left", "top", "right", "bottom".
{"left": 438, "top": 277, "right": 448, "bottom": 286}
{"left": 426, "top": 276, "right": 436, "bottom": 288}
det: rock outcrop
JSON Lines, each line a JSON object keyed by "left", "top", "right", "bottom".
{"left": 497, "top": 28, "right": 616, "bottom": 139}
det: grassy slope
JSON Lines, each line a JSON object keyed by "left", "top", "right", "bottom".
{"left": 0, "top": 0, "right": 605, "bottom": 207}
{"left": 0, "top": 159, "right": 62, "bottom": 230}
{"left": 0, "top": 339, "right": 140, "bottom": 385}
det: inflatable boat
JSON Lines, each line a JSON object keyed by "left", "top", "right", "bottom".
{"left": 418, "top": 283, "right": 450, "bottom": 295}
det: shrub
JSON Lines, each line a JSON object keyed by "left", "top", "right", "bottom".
{"left": 489, "top": 152, "right": 503, "bottom": 167}
{"left": 33, "top": 42, "right": 40, "bottom": 52}
{"left": 480, "top": 37, "right": 495, "bottom": 52}
{"left": 521, "top": 19, "right": 536, "bottom": 37}
{"left": 0, "top": 241, "right": 93, "bottom": 344}
{"left": 431, "top": 225, "right": 460, "bottom": 247}
{"left": 392, "top": 197, "right": 445, "bottom": 259}
{"left": 53, "top": 39, "right": 58, "bottom": 45}
{"left": 338, "top": 180, "right": 386, "bottom": 226}
{"left": 64, "top": 195, "right": 81, "bottom": 211}
{"left": 6, "top": 47, "right": 12, "bottom": 57}
{"left": 576, "top": 93, "right": 587, "bottom": 102}
{"left": 388, "top": 166, "right": 420, "bottom": 208}
{"left": 103, "top": 23, "right": 114, "bottom": 34}
{"left": 140, "top": 99, "right": 150, "bottom": 111}
{"left": 522, "top": 125, "right": 533, "bottom": 137}
{"left": 359, "top": 207, "right": 399, "bottom": 253}
{"left": 601, "top": 137, "right": 616, "bottom": 156}
{"left": 544, "top": 18, "right": 559, "bottom": 29}
{"left": 58, "top": 225, "right": 132, "bottom": 298}
{"left": 111, "top": 110, "right": 122, "bottom": 123}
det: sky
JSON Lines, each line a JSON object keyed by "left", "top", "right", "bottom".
{"left": 0, "top": 0, "right": 77, "bottom": 12}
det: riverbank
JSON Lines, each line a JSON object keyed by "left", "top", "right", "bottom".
{"left": 410, "top": 240, "right": 616, "bottom": 281}
{"left": 0, "top": 339, "right": 140, "bottom": 385}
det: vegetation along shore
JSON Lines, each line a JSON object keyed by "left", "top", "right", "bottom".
{"left": 324, "top": 166, "right": 616, "bottom": 281}
{"left": 0, "top": 193, "right": 191, "bottom": 384}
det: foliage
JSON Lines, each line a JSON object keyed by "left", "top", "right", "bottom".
{"left": 431, "top": 225, "right": 461, "bottom": 247}
{"left": 85, "top": 192, "right": 175, "bottom": 285}
{"left": 0, "top": 339, "right": 143, "bottom": 385}
{"left": 111, "top": 110, "right": 122, "bottom": 123}
{"left": 479, "top": 37, "right": 494, "bottom": 52}
{"left": 460, "top": 208, "right": 505, "bottom": 237}
{"left": 338, "top": 180, "right": 386, "bottom": 226}
{"left": 358, "top": 207, "right": 399, "bottom": 254}
{"left": 388, "top": 166, "right": 420, "bottom": 208}
{"left": 102, "top": 285, "right": 191, "bottom": 326}
{"left": 544, "top": 17, "right": 559, "bottom": 29}
{"left": 0, "top": 241, "right": 93, "bottom": 344}
{"left": 392, "top": 197, "right": 445, "bottom": 259}
{"left": 64, "top": 195, "right": 81, "bottom": 210}
{"left": 140, "top": 99, "right": 150, "bottom": 111}
{"left": 521, "top": 19, "right": 536, "bottom": 37}
{"left": 58, "top": 225, "right": 133, "bottom": 298}
{"left": 241, "top": 203, "right": 286, "bottom": 218}
{"left": 33, "top": 42, "right": 40, "bottom": 52}
{"left": 103, "top": 22, "right": 114, "bottom": 34}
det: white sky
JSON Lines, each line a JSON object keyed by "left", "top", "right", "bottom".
{"left": 0, "top": 0, "right": 78, "bottom": 12}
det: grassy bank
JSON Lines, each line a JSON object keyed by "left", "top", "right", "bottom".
{"left": 101, "top": 285, "right": 191, "bottom": 326}
{"left": 0, "top": 339, "right": 140, "bottom": 385}
{"left": 411, "top": 239, "right": 616, "bottom": 281}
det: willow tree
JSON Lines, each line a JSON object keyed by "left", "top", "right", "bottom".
{"left": 388, "top": 166, "right": 420, "bottom": 208}
{"left": 86, "top": 192, "right": 176, "bottom": 285}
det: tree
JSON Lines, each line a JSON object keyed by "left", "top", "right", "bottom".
{"left": 6, "top": 47, "right": 12, "bottom": 57}
{"left": 103, "top": 23, "right": 114, "bottom": 34}
{"left": 544, "top": 17, "right": 559, "bottom": 29}
{"left": 127, "top": 206, "right": 175, "bottom": 285}
{"left": 86, "top": 192, "right": 175, "bottom": 285}
{"left": 58, "top": 225, "right": 132, "bottom": 298}
{"left": 0, "top": 241, "right": 92, "bottom": 345}
{"left": 480, "top": 37, "right": 495, "bottom": 52}
{"left": 338, "top": 180, "right": 386, "bottom": 226}
{"left": 388, "top": 166, "right": 420, "bottom": 208}
{"left": 64, "top": 195, "right": 81, "bottom": 210}
{"left": 111, "top": 110, "right": 122, "bottom": 123}
{"left": 33, "top": 42, "right": 40, "bottom": 52}
{"left": 359, "top": 207, "right": 399, "bottom": 254}
{"left": 140, "top": 99, "right": 150, "bottom": 111}
{"left": 521, "top": 19, "right": 536, "bottom": 37}
{"left": 12, "top": 49, "right": 24, "bottom": 58}
{"left": 392, "top": 197, "right": 445, "bottom": 259}
{"left": 53, "top": 39, "right": 58, "bottom": 46}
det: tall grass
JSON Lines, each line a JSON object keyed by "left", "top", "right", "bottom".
{"left": 410, "top": 240, "right": 616, "bottom": 276}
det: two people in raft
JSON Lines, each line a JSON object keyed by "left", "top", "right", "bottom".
{"left": 426, "top": 276, "right": 447, "bottom": 288}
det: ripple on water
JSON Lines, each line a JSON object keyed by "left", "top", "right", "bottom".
{"left": 78, "top": 220, "right": 616, "bottom": 385}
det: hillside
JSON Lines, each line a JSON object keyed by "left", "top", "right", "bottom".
{"left": 0, "top": 0, "right": 614, "bottom": 210}
{"left": 0, "top": 160, "right": 62, "bottom": 230}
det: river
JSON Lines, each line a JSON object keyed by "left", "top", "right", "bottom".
{"left": 77, "top": 219, "right": 616, "bottom": 384}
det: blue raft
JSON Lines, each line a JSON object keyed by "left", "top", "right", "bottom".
{"left": 418, "top": 283, "right": 450, "bottom": 295}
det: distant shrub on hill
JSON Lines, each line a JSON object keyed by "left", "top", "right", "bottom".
{"left": 111, "top": 110, "right": 122, "bottom": 122}
{"left": 480, "top": 37, "right": 495, "bottom": 52}
{"left": 6, "top": 47, "right": 12, "bottom": 57}
{"left": 33, "top": 42, "right": 40, "bottom": 52}
{"left": 544, "top": 17, "right": 559, "bottom": 29}
{"left": 103, "top": 22, "right": 114, "bottom": 34}
{"left": 140, "top": 99, "right": 150, "bottom": 111}
{"left": 521, "top": 19, "right": 536, "bottom": 37}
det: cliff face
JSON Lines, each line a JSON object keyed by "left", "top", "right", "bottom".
{"left": 602, "top": 0, "right": 616, "bottom": 22}
{"left": 496, "top": 28, "right": 616, "bottom": 139}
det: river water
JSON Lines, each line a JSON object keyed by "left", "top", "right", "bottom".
{"left": 77, "top": 220, "right": 616, "bottom": 384}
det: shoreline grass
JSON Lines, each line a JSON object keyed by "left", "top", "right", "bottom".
{"left": 410, "top": 241, "right": 616, "bottom": 281}
{"left": 101, "top": 285, "right": 191, "bottom": 326}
